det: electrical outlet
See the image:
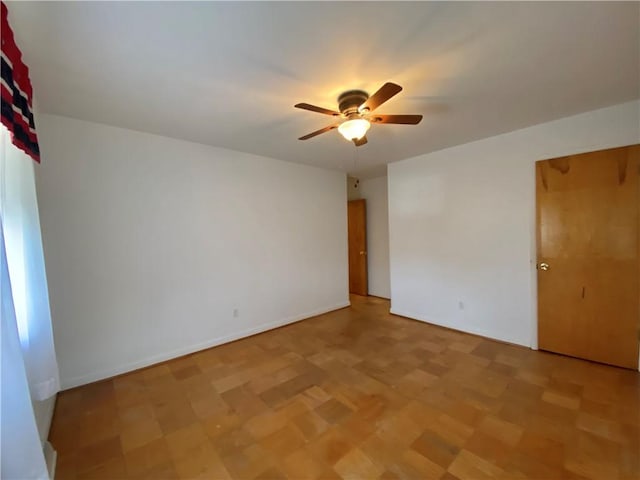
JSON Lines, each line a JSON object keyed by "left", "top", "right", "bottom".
{"left": 458, "top": 301, "right": 464, "bottom": 310}
{"left": 233, "top": 308, "right": 239, "bottom": 318}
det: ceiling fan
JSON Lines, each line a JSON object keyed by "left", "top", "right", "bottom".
{"left": 294, "top": 82, "right": 422, "bottom": 147}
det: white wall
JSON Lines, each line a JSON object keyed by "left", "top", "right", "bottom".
{"left": 35, "top": 114, "right": 349, "bottom": 389}
{"left": 359, "top": 176, "right": 390, "bottom": 299}
{"left": 347, "top": 176, "right": 360, "bottom": 201}
{"left": 388, "top": 100, "right": 640, "bottom": 347}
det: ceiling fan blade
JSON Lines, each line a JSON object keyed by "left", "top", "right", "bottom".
{"left": 353, "top": 136, "right": 368, "bottom": 147}
{"left": 370, "top": 114, "right": 423, "bottom": 125}
{"left": 294, "top": 103, "right": 341, "bottom": 117}
{"left": 360, "top": 82, "right": 403, "bottom": 112}
{"left": 298, "top": 124, "right": 338, "bottom": 140}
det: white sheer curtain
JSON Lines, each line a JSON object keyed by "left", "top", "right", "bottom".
{"left": 1, "top": 221, "right": 49, "bottom": 479}
{"left": 1, "top": 125, "right": 60, "bottom": 479}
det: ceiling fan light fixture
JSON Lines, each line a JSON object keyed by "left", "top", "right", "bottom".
{"left": 338, "top": 118, "right": 370, "bottom": 141}
{"left": 295, "top": 83, "right": 420, "bottom": 145}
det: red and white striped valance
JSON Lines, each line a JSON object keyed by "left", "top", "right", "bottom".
{"left": 1, "top": 1, "right": 40, "bottom": 163}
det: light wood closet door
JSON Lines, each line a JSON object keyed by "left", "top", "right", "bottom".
{"left": 348, "top": 199, "right": 368, "bottom": 296}
{"left": 536, "top": 145, "right": 639, "bottom": 369}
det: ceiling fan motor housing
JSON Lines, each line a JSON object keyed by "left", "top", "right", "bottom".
{"left": 338, "top": 90, "right": 369, "bottom": 116}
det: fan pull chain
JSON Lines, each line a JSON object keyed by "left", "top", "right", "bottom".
{"left": 353, "top": 143, "right": 359, "bottom": 171}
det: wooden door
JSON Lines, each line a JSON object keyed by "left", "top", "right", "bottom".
{"left": 348, "top": 199, "right": 368, "bottom": 295}
{"left": 536, "top": 145, "right": 639, "bottom": 369}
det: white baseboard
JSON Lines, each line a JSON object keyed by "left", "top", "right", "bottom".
{"left": 389, "top": 308, "right": 527, "bottom": 347}
{"left": 62, "top": 300, "right": 351, "bottom": 389}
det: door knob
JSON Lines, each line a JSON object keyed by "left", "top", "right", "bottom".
{"left": 360, "top": 251, "right": 367, "bottom": 255}
{"left": 538, "top": 262, "right": 549, "bottom": 271}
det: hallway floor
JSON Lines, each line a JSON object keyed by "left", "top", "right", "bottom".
{"left": 50, "top": 295, "right": 639, "bottom": 479}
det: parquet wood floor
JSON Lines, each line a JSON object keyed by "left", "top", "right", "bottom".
{"left": 49, "top": 296, "right": 640, "bottom": 480}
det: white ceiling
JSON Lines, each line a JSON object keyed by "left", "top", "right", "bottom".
{"left": 7, "top": 1, "right": 640, "bottom": 178}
